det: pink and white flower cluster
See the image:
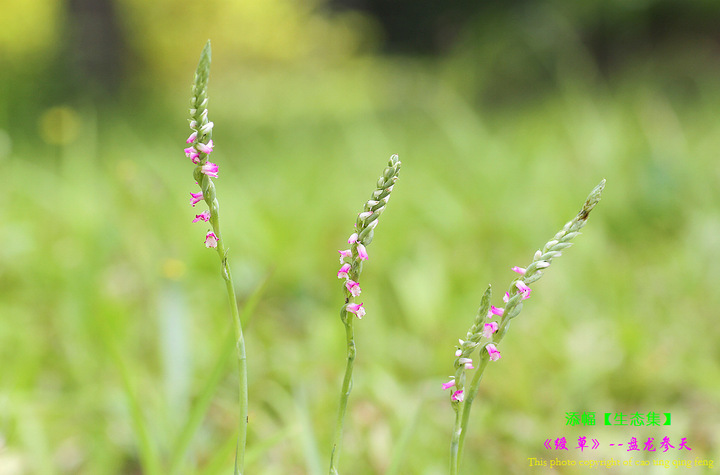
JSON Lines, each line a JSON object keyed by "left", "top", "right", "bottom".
{"left": 185, "top": 119, "right": 219, "bottom": 248}
{"left": 337, "top": 232, "right": 368, "bottom": 319}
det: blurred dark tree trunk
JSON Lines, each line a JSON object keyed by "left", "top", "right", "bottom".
{"left": 64, "top": 0, "right": 126, "bottom": 100}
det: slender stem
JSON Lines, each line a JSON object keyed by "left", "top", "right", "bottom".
{"left": 449, "top": 404, "right": 463, "bottom": 475}
{"left": 455, "top": 353, "right": 491, "bottom": 472}
{"left": 329, "top": 316, "right": 356, "bottom": 475}
{"left": 216, "top": 237, "right": 247, "bottom": 475}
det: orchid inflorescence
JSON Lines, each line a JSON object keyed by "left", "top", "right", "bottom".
{"left": 336, "top": 154, "right": 401, "bottom": 322}
{"left": 182, "top": 41, "right": 249, "bottom": 474}
{"left": 184, "top": 44, "right": 221, "bottom": 250}
{"left": 447, "top": 179, "right": 605, "bottom": 475}
{"left": 329, "top": 154, "right": 401, "bottom": 475}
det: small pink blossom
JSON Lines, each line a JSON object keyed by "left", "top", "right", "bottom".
{"left": 196, "top": 140, "right": 214, "bottom": 154}
{"left": 204, "top": 231, "right": 218, "bottom": 248}
{"left": 442, "top": 379, "right": 456, "bottom": 390}
{"left": 511, "top": 266, "right": 527, "bottom": 275}
{"left": 348, "top": 233, "right": 359, "bottom": 244}
{"left": 503, "top": 292, "right": 510, "bottom": 303}
{"left": 192, "top": 210, "right": 211, "bottom": 223}
{"left": 458, "top": 357, "right": 474, "bottom": 370}
{"left": 486, "top": 344, "right": 502, "bottom": 361}
{"left": 201, "top": 161, "right": 219, "bottom": 178}
{"left": 338, "top": 249, "right": 352, "bottom": 263}
{"left": 337, "top": 263, "right": 351, "bottom": 279}
{"left": 488, "top": 305, "right": 504, "bottom": 318}
{"left": 515, "top": 281, "right": 532, "bottom": 299}
{"left": 356, "top": 243, "right": 369, "bottom": 261}
{"left": 184, "top": 147, "right": 200, "bottom": 163}
{"left": 451, "top": 390, "right": 464, "bottom": 402}
{"left": 455, "top": 348, "right": 462, "bottom": 357}
{"left": 358, "top": 211, "right": 373, "bottom": 220}
{"left": 345, "top": 280, "right": 362, "bottom": 297}
{"left": 190, "top": 192, "right": 204, "bottom": 206}
{"left": 346, "top": 302, "right": 366, "bottom": 319}
{"left": 483, "top": 322, "right": 499, "bottom": 339}
{"left": 186, "top": 131, "right": 197, "bottom": 144}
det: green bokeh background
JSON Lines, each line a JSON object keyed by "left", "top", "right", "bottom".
{"left": 2, "top": 1, "right": 719, "bottom": 473}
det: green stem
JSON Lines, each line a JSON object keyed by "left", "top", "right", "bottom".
{"left": 454, "top": 352, "right": 491, "bottom": 473}
{"left": 449, "top": 403, "right": 463, "bottom": 475}
{"left": 329, "top": 315, "right": 356, "bottom": 475}
{"left": 216, "top": 237, "right": 247, "bottom": 475}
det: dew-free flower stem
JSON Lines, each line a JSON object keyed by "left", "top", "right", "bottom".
{"left": 184, "top": 40, "right": 248, "bottom": 475}
{"left": 329, "top": 155, "right": 401, "bottom": 475}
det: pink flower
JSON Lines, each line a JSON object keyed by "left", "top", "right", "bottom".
{"left": 348, "top": 233, "right": 359, "bottom": 244}
{"left": 486, "top": 344, "right": 501, "bottom": 361}
{"left": 451, "top": 390, "right": 464, "bottom": 402}
{"left": 204, "top": 231, "right": 218, "bottom": 248}
{"left": 345, "top": 280, "right": 362, "bottom": 297}
{"left": 190, "top": 192, "right": 204, "bottom": 206}
{"left": 358, "top": 211, "right": 373, "bottom": 220}
{"left": 184, "top": 146, "right": 200, "bottom": 163}
{"left": 201, "top": 161, "right": 219, "bottom": 178}
{"left": 346, "top": 302, "right": 366, "bottom": 319}
{"left": 488, "top": 305, "right": 504, "bottom": 318}
{"left": 442, "top": 379, "right": 456, "bottom": 390}
{"left": 337, "top": 263, "right": 351, "bottom": 279}
{"left": 192, "top": 210, "right": 211, "bottom": 223}
{"left": 483, "top": 322, "right": 499, "bottom": 339}
{"left": 186, "top": 131, "right": 197, "bottom": 144}
{"left": 515, "top": 281, "right": 532, "bottom": 299}
{"left": 356, "top": 243, "right": 369, "bottom": 261}
{"left": 503, "top": 292, "right": 510, "bottom": 303}
{"left": 197, "top": 140, "right": 214, "bottom": 154}
{"left": 455, "top": 348, "right": 462, "bottom": 357}
{"left": 511, "top": 266, "right": 526, "bottom": 275}
{"left": 338, "top": 249, "right": 352, "bottom": 263}
{"left": 458, "top": 357, "right": 474, "bottom": 369}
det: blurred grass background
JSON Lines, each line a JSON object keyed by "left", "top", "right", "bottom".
{"left": 1, "top": 0, "right": 720, "bottom": 473}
